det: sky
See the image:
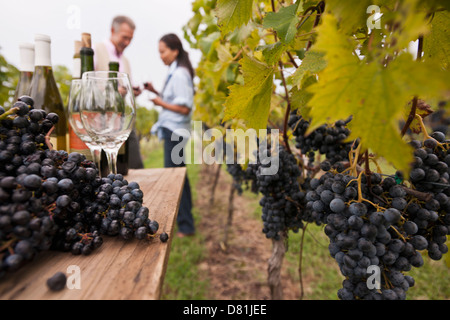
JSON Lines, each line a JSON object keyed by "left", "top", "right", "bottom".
{"left": 0, "top": 0, "right": 202, "bottom": 108}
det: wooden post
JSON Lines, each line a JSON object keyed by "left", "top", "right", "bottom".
{"left": 267, "top": 231, "right": 286, "bottom": 300}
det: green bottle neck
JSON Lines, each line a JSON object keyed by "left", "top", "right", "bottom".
{"left": 80, "top": 47, "right": 94, "bottom": 76}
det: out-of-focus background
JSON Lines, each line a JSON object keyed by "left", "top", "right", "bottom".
{"left": 0, "top": 0, "right": 201, "bottom": 111}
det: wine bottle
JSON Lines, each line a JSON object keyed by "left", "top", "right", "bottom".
{"left": 13, "top": 42, "right": 34, "bottom": 102}
{"left": 69, "top": 33, "right": 94, "bottom": 160}
{"left": 72, "top": 40, "right": 81, "bottom": 79}
{"left": 29, "top": 34, "right": 68, "bottom": 152}
{"left": 110, "top": 61, "right": 129, "bottom": 176}
{"left": 98, "top": 61, "right": 130, "bottom": 176}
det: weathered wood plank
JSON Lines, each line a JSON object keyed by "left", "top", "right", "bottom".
{"left": 0, "top": 167, "right": 186, "bottom": 300}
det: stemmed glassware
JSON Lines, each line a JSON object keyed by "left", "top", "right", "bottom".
{"left": 67, "top": 79, "right": 103, "bottom": 174}
{"left": 79, "top": 71, "right": 136, "bottom": 175}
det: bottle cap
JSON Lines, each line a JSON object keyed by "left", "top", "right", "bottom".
{"left": 74, "top": 40, "right": 82, "bottom": 55}
{"left": 19, "top": 42, "right": 35, "bottom": 72}
{"left": 35, "top": 34, "right": 51, "bottom": 43}
{"left": 81, "top": 33, "right": 91, "bottom": 48}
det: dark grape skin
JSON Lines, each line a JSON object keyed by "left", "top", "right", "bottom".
{"left": 160, "top": 232, "right": 169, "bottom": 243}
{"left": 46, "top": 272, "right": 67, "bottom": 291}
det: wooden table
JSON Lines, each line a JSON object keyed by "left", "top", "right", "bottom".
{"left": 0, "top": 167, "right": 186, "bottom": 300}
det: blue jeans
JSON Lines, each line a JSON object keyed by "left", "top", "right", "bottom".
{"left": 161, "top": 127, "right": 195, "bottom": 234}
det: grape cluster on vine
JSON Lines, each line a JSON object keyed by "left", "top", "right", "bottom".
{"left": 247, "top": 142, "right": 306, "bottom": 240}
{"left": 303, "top": 129, "right": 449, "bottom": 299}
{"left": 288, "top": 112, "right": 357, "bottom": 166}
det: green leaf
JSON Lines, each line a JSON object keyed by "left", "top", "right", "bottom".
{"left": 198, "top": 31, "right": 221, "bottom": 58}
{"left": 215, "top": 0, "right": 254, "bottom": 35}
{"left": 423, "top": 10, "right": 450, "bottom": 70}
{"left": 262, "top": 1, "right": 303, "bottom": 43}
{"left": 290, "top": 50, "right": 326, "bottom": 88}
{"left": 290, "top": 75, "right": 317, "bottom": 116}
{"left": 307, "top": 13, "right": 450, "bottom": 174}
{"left": 259, "top": 42, "right": 287, "bottom": 66}
{"left": 222, "top": 55, "right": 274, "bottom": 130}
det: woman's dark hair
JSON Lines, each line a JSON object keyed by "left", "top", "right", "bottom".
{"left": 160, "top": 33, "right": 194, "bottom": 80}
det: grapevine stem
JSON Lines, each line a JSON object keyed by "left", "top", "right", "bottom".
{"left": 0, "top": 106, "right": 19, "bottom": 121}
{"left": 415, "top": 114, "right": 438, "bottom": 143}
{"left": 45, "top": 125, "right": 56, "bottom": 150}
{"left": 0, "top": 237, "right": 18, "bottom": 252}
{"left": 342, "top": 143, "right": 362, "bottom": 176}
{"left": 369, "top": 158, "right": 382, "bottom": 174}
{"left": 400, "top": 96, "right": 418, "bottom": 137}
{"left": 390, "top": 225, "right": 407, "bottom": 242}
{"left": 279, "top": 60, "right": 293, "bottom": 155}
{"left": 306, "top": 1, "right": 325, "bottom": 51}
{"left": 347, "top": 171, "right": 387, "bottom": 211}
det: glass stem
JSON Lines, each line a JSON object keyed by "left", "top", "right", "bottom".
{"left": 91, "top": 147, "right": 102, "bottom": 177}
{"left": 104, "top": 148, "right": 119, "bottom": 175}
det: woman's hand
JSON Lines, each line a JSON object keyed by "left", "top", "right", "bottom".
{"left": 151, "top": 96, "right": 163, "bottom": 106}
{"left": 143, "top": 82, "right": 158, "bottom": 95}
{"left": 151, "top": 97, "right": 191, "bottom": 115}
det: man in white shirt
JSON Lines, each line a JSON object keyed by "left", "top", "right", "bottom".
{"left": 94, "top": 15, "right": 144, "bottom": 169}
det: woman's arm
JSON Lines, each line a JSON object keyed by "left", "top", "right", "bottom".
{"left": 152, "top": 96, "right": 191, "bottom": 115}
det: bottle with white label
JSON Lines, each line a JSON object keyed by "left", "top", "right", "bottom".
{"left": 29, "top": 34, "right": 68, "bottom": 152}
{"left": 13, "top": 42, "right": 35, "bottom": 102}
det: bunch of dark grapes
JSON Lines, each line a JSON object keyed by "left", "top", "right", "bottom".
{"left": 406, "top": 131, "right": 450, "bottom": 261}
{"left": 226, "top": 163, "right": 257, "bottom": 195}
{"left": 94, "top": 174, "right": 159, "bottom": 241}
{"left": 247, "top": 142, "right": 305, "bottom": 240}
{"left": 408, "top": 132, "right": 449, "bottom": 194}
{"left": 0, "top": 97, "right": 160, "bottom": 279}
{"left": 307, "top": 141, "right": 449, "bottom": 300}
{"left": 288, "top": 112, "right": 356, "bottom": 166}
{"left": 427, "top": 101, "right": 449, "bottom": 135}
{"left": 223, "top": 140, "right": 258, "bottom": 196}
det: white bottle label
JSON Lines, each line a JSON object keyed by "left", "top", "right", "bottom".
{"left": 73, "top": 58, "right": 81, "bottom": 79}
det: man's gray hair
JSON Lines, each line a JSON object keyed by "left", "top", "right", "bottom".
{"left": 112, "top": 15, "right": 136, "bottom": 31}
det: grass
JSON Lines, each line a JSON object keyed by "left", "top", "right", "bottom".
{"left": 140, "top": 138, "right": 449, "bottom": 300}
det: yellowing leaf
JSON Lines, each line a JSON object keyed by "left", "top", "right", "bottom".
{"left": 423, "top": 10, "right": 450, "bottom": 70}
{"left": 307, "top": 13, "right": 450, "bottom": 174}
{"left": 215, "top": 0, "right": 254, "bottom": 35}
{"left": 325, "top": 0, "right": 373, "bottom": 35}
{"left": 222, "top": 55, "right": 274, "bottom": 130}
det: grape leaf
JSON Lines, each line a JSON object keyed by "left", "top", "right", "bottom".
{"left": 325, "top": 0, "right": 373, "bottom": 35}
{"left": 262, "top": 1, "right": 303, "bottom": 44}
{"left": 290, "top": 50, "right": 326, "bottom": 88}
{"left": 290, "top": 75, "right": 317, "bottom": 117}
{"left": 259, "top": 42, "right": 287, "bottom": 66}
{"left": 222, "top": 55, "right": 274, "bottom": 130}
{"left": 307, "top": 13, "right": 450, "bottom": 174}
{"left": 215, "top": 0, "right": 254, "bottom": 35}
{"left": 423, "top": 10, "right": 450, "bottom": 70}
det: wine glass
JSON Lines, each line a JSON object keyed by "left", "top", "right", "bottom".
{"left": 67, "top": 79, "right": 103, "bottom": 175}
{"left": 80, "top": 71, "right": 136, "bottom": 175}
